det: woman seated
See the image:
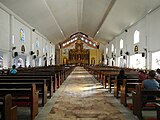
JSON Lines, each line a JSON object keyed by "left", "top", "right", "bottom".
{"left": 117, "top": 69, "right": 127, "bottom": 80}
{"left": 9, "top": 65, "right": 17, "bottom": 75}
{"left": 138, "top": 70, "right": 148, "bottom": 81}
{"left": 156, "top": 68, "right": 160, "bottom": 80}
{"left": 117, "top": 69, "right": 127, "bottom": 89}
{"left": 141, "top": 70, "right": 160, "bottom": 105}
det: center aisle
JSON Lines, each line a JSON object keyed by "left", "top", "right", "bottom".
{"left": 35, "top": 67, "right": 138, "bottom": 120}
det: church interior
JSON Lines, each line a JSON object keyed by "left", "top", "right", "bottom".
{"left": 0, "top": 0, "right": 160, "bottom": 120}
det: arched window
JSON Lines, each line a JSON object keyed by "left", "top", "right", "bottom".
{"left": 106, "top": 47, "right": 108, "bottom": 54}
{"left": 111, "top": 44, "right": 114, "bottom": 52}
{"left": 120, "top": 39, "right": 123, "bottom": 49}
{"left": 0, "top": 56, "right": 3, "bottom": 69}
{"left": 134, "top": 30, "right": 140, "bottom": 44}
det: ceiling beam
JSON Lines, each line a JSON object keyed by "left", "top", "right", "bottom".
{"left": 77, "top": 0, "right": 84, "bottom": 31}
{"left": 93, "top": 0, "right": 117, "bottom": 38}
{"left": 44, "top": 0, "right": 66, "bottom": 39}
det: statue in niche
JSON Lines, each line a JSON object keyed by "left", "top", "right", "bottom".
{"left": 75, "top": 40, "right": 83, "bottom": 50}
{"left": 78, "top": 45, "right": 81, "bottom": 50}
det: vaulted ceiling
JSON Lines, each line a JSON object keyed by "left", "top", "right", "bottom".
{"left": 0, "top": 0, "right": 160, "bottom": 46}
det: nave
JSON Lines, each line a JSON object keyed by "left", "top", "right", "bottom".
{"left": 35, "top": 67, "right": 138, "bottom": 120}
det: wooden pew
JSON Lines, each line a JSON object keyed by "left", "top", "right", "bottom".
{"left": 0, "top": 79, "right": 47, "bottom": 106}
{"left": 103, "top": 72, "right": 118, "bottom": 92}
{"left": 1, "top": 65, "right": 73, "bottom": 94}
{"left": 87, "top": 66, "right": 119, "bottom": 91}
{"left": 0, "top": 65, "right": 75, "bottom": 101}
{"left": 17, "top": 65, "right": 75, "bottom": 84}
{"left": 102, "top": 71, "right": 138, "bottom": 93}
{"left": 120, "top": 79, "right": 141, "bottom": 106}
{"left": 86, "top": 66, "right": 139, "bottom": 94}
{"left": 0, "top": 75, "right": 54, "bottom": 98}
{"left": 114, "top": 73, "right": 139, "bottom": 98}
{"left": 16, "top": 71, "right": 62, "bottom": 91}
{"left": 132, "top": 84, "right": 160, "bottom": 120}
{"left": 156, "top": 103, "right": 160, "bottom": 120}
{"left": 17, "top": 65, "right": 74, "bottom": 83}
{"left": 0, "top": 94, "right": 17, "bottom": 120}
{"left": 92, "top": 67, "right": 119, "bottom": 82}
{"left": 0, "top": 84, "right": 39, "bottom": 120}
{"left": 16, "top": 65, "right": 74, "bottom": 90}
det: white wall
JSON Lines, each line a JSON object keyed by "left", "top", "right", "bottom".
{"left": 0, "top": 8, "right": 10, "bottom": 51}
{"left": 31, "top": 32, "right": 43, "bottom": 66}
{"left": 13, "top": 18, "right": 31, "bottom": 55}
{"left": 149, "top": 7, "right": 160, "bottom": 52}
{"left": 12, "top": 17, "right": 32, "bottom": 67}
{"left": 32, "top": 32, "right": 43, "bottom": 56}
{"left": 42, "top": 39, "right": 50, "bottom": 66}
{"left": 108, "top": 6, "right": 160, "bottom": 69}
{"left": 50, "top": 44, "right": 55, "bottom": 65}
{"left": 0, "top": 5, "right": 55, "bottom": 68}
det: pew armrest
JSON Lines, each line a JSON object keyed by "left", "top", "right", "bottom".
{"left": 132, "top": 91, "right": 138, "bottom": 115}
{"left": 131, "top": 91, "right": 136, "bottom": 95}
{"left": 156, "top": 103, "right": 160, "bottom": 120}
{"left": 11, "top": 105, "right": 17, "bottom": 120}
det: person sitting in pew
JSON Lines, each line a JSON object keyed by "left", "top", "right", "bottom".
{"left": 9, "top": 65, "right": 17, "bottom": 75}
{"left": 117, "top": 69, "right": 127, "bottom": 95}
{"left": 141, "top": 70, "right": 160, "bottom": 104}
{"left": 18, "top": 65, "right": 22, "bottom": 68}
{"left": 138, "top": 70, "right": 148, "bottom": 81}
{"left": 117, "top": 69, "right": 127, "bottom": 87}
{"left": 117, "top": 69, "right": 127, "bottom": 80}
{"left": 156, "top": 68, "right": 160, "bottom": 80}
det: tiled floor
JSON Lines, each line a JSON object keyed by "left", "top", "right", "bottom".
{"left": 35, "top": 67, "right": 138, "bottom": 120}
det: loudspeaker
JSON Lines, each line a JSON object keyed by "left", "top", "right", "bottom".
{"left": 125, "top": 51, "right": 129, "bottom": 55}
{"left": 142, "top": 53, "right": 145, "bottom": 57}
{"left": 33, "top": 55, "right": 36, "bottom": 59}
{"left": 43, "top": 57, "right": 46, "bottom": 61}
{"left": 111, "top": 53, "right": 114, "bottom": 58}
{"left": 123, "top": 56, "right": 126, "bottom": 59}
{"left": 120, "top": 50, "right": 123, "bottom": 56}
{"left": 14, "top": 52, "right": 18, "bottom": 57}
{"left": 30, "top": 51, "right": 35, "bottom": 55}
{"left": 12, "top": 46, "right": 16, "bottom": 50}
